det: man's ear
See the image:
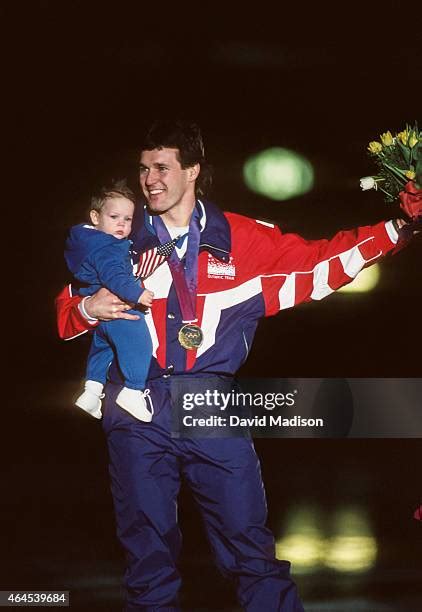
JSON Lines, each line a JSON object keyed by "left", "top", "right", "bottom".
{"left": 187, "top": 163, "right": 200, "bottom": 183}
{"left": 90, "top": 210, "right": 100, "bottom": 226}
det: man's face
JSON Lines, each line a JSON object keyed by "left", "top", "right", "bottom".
{"left": 90, "top": 197, "right": 134, "bottom": 239}
{"left": 139, "top": 147, "right": 197, "bottom": 217}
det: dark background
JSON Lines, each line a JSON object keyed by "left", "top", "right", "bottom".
{"left": 3, "top": 2, "right": 421, "bottom": 610}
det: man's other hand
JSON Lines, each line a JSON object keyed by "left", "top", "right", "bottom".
{"left": 399, "top": 181, "right": 422, "bottom": 221}
{"left": 85, "top": 288, "right": 140, "bottom": 321}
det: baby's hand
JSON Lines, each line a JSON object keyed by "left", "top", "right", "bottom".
{"left": 139, "top": 289, "right": 154, "bottom": 308}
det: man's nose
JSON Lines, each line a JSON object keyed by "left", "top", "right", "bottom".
{"left": 145, "top": 169, "right": 158, "bottom": 185}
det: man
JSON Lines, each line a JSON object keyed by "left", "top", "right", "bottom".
{"left": 56, "top": 121, "right": 420, "bottom": 611}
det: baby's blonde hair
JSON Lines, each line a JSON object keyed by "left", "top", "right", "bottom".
{"left": 90, "top": 179, "right": 136, "bottom": 214}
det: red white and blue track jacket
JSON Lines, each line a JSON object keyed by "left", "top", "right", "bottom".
{"left": 56, "top": 200, "right": 399, "bottom": 382}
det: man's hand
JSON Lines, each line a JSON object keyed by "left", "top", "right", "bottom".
{"left": 139, "top": 289, "right": 154, "bottom": 308}
{"left": 399, "top": 181, "right": 422, "bottom": 221}
{"left": 84, "top": 288, "right": 140, "bottom": 321}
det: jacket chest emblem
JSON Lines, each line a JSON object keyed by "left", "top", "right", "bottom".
{"left": 207, "top": 254, "right": 236, "bottom": 280}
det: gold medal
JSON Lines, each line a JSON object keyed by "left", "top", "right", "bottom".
{"left": 178, "top": 324, "right": 204, "bottom": 350}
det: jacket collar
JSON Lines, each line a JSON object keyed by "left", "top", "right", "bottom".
{"left": 130, "top": 199, "right": 232, "bottom": 262}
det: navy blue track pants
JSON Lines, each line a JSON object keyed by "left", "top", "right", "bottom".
{"left": 102, "top": 379, "right": 304, "bottom": 612}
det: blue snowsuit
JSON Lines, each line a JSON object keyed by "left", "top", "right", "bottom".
{"left": 65, "top": 224, "right": 152, "bottom": 390}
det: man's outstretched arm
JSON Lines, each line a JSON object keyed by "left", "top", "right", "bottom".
{"left": 227, "top": 213, "right": 418, "bottom": 317}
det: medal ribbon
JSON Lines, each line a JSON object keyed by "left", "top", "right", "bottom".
{"left": 153, "top": 207, "right": 201, "bottom": 323}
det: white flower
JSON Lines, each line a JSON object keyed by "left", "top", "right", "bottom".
{"left": 360, "top": 176, "right": 377, "bottom": 191}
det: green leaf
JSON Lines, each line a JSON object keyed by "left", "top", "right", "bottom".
{"left": 378, "top": 186, "right": 395, "bottom": 201}
{"left": 395, "top": 140, "right": 411, "bottom": 165}
{"left": 415, "top": 143, "right": 422, "bottom": 187}
{"left": 383, "top": 162, "right": 408, "bottom": 183}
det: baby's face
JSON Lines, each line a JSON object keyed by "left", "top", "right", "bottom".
{"left": 90, "top": 197, "right": 134, "bottom": 239}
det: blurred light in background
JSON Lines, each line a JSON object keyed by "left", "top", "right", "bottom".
{"left": 277, "top": 505, "right": 377, "bottom": 575}
{"left": 324, "top": 507, "right": 378, "bottom": 573}
{"left": 243, "top": 148, "right": 314, "bottom": 201}
{"left": 276, "top": 506, "right": 325, "bottom": 574}
{"left": 339, "top": 264, "right": 380, "bottom": 294}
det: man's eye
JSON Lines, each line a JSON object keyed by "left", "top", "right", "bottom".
{"left": 159, "top": 166, "right": 168, "bottom": 172}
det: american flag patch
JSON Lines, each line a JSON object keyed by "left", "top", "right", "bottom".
{"left": 136, "top": 238, "right": 178, "bottom": 279}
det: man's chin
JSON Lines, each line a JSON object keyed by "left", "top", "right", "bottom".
{"left": 147, "top": 201, "right": 170, "bottom": 215}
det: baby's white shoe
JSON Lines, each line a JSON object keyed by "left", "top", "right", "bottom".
{"left": 75, "top": 380, "right": 104, "bottom": 419}
{"left": 116, "top": 387, "right": 153, "bottom": 422}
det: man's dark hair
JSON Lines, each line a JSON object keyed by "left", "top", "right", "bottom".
{"left": 90, "top": 179, "right": 136, "bottom": 214}
{"left": 142, "top": 121, "right": 212, "bottom": 197}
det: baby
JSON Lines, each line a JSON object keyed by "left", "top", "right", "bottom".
{"left": 65, "top": 181, "right": 160, "bottom": 422}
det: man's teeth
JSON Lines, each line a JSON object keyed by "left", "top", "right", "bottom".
{"left": 150, "top": 189, "right": 164, "bottom": 195}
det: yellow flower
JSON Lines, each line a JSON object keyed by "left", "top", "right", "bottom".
{"left": 408, "top": 133, "right": 418, "bottom": 148}
{"left": 380, "top": 131, "right": 394, "bottom": 147}
{"left": 397, "top": 130, "right": 409, "bottom": 145}
{"left": 405, "top": 170, "right": 416, "bottom": 179}
{"left": 368, "top": 141, "right": 382, "bottom": 154}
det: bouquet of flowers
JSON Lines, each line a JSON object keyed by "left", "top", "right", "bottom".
{"left": 359, "top": 123, "right": 421, "bottom": 220}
